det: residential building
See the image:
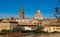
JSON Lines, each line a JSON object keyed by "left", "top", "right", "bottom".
{"left": 44, "top": 22, "right": 60, "bottom": 32}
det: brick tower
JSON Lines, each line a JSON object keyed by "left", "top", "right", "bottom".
{"left": 20, "top": 7, "right": 24, "bottom": 19}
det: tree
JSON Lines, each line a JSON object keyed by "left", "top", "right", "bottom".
{"left": 54, "top": 7, "right": 60, "bottom": 23}
{"left": 34, "top": 28, "right": 48, "bottom": 34}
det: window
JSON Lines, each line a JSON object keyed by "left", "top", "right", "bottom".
{"left": 56, "top": 28, "right": 59, "bottom": 30}
{"left": 53, "top": 28, "right": 55, "bottom": 30}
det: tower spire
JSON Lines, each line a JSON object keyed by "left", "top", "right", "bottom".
{"left": 37, "top": 7, "right": 40, "bottom": 13}
{"left": 38, "top": 6, "right": 40, "bottom": 10}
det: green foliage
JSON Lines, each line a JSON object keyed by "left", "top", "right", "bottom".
{"left": 22, "top": 30, "right": 32, "bottom": 33}
{"left": 13, "top": 28, "right": 20, "bottom": 32}
{"left": 34, "top": 28, "right": 48, "bottom": 34}
{"left": 1, "top": 28, "right": 20, "bottom": 33}
{"left": 1, "top": 29, "right": 13, "bottom": 32}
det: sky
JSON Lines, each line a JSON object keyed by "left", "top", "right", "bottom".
{"left": 0, "top": 0, "right": 60, "bottom": 19}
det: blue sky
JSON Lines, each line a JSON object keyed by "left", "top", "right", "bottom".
{"left": 0, "top": 0, "right": 60, "bottom": 18}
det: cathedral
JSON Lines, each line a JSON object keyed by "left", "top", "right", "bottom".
{"left": 0, "top": 7, "right": 43, "bottom": 31}
{"left": 15, "top": 7, "right": 43, "bottom": 30}
{"left": 0, "top": 7, "right": 59, "bottom": 32}
{"left": 0, "top": 7, "right": 56, "bottom": 31}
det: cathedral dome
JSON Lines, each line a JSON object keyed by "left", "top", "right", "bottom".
{"left": 35, "top": 7, "right": 43, "bottom": 20}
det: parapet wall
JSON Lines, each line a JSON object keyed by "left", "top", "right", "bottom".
{"left": 21, "top": 33, "right": 60, "bottom": 37}
{"left": 0, "top": 33, "right": 60, "bottom": 37}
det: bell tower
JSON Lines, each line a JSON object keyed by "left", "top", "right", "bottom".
{"left": 20, "top": 7, "right": 24, "bottom": 19}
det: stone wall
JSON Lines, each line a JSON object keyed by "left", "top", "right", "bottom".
{"left": 21, "top": 33, "right": 60, "bottom": 37}
{"left": 0, "top": 32, "right": 22, "bottom": 37}
{"left": 0, "top": 33, "right": 60, "bottom": 37}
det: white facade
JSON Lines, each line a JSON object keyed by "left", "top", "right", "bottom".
{"left": 24, "top": 26, "right": 36, "bottom": 31}
{"left": 44, "top": 26, "right": 60, "bottom": 32}
{"left": 35, "top": 8, "right": 43, "bottom": 20}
